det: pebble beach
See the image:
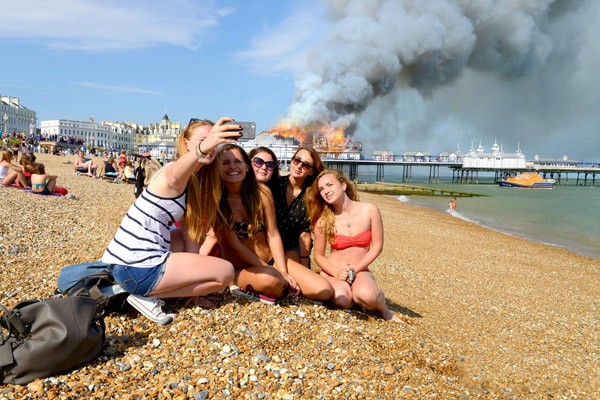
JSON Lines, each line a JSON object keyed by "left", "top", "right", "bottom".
{"left": 1, "top": 153, "right": 599, "bottom": 399}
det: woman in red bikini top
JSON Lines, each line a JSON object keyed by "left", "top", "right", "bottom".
{"left": 307, "top": 169, "right": 402, "bottom": 323}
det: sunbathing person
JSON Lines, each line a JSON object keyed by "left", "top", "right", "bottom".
{"left": 31, "top": 162, "right": 58, "bottom": 195}
{"left": 307, "top": 169, "right": 402, "bottom": 323}
{"left": 19, "top": 154, "right": 36, "bottom": 187}
{"left": 0, "top": 150, "right": 30, "bottom": 188}
{"left": 102, "top": 157, "right": 119, "bottom": 179}
{"left": 73, "top": 150, "right": 98, "bottom": 177}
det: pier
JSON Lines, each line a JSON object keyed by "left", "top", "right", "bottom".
{"left": 322, "top": 159, "right": 600, "bottom": 186}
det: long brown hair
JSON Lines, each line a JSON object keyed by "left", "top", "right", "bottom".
{"left": 292, "top": 147, "right": 326, "bottom": 189}
{"left": 306, "top": 169, "right": 359, "bottom": 245}
{"left": 214, "top": 144, "right": 268, "bottom": 239}
{"left": 248, "top": 146, "right": 280, "bottom": 193}
{"left": 175, "top": 119, "right": 223, "bottom": 243}
{"left": 1, "top": 151, "right": 13, "bottom": 163}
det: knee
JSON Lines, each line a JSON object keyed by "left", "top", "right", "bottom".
{"left": 331, "top": 288, "right": 353, "bottom": 309}
{"left": 216, "top": 262, "right": 235, "bottom": 287}
{"left": 312, "top": 281, "right": 334, "bottom": 302}
{"left": 353, "top": 286, "right": 381, "bottom": 306}
{"left": 262, "top": 271, "right": 285, "bottom": 294}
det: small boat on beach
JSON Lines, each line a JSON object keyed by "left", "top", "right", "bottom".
{"left": 498, "top": 172, "right": 555, "bottom": 189}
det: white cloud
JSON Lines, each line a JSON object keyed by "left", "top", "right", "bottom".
{"left": 234, "top": 3, "right": 324, "bottom": 76}
{"left": 75, "top": 81, "right": 162, "bottom": 95}
{"left": 0, "top": 0, "right": 232, "bottom": 51}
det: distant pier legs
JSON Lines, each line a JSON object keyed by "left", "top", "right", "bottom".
{"left": 402, "top": 165, "right": 412, "bottom": 183}
{"left": 376, "top": 165, "right": 385, "bottom": 181}
{"left": 348, "top": 164, "right": 358, "bottom": 181}
{"left": 429, "top": 165, "right": 440, "bottom": 183}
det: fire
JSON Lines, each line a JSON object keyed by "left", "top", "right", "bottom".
{"left": 268, "top": 121, "right": 308, "bottom": 144}
{"left": 267, "top": 121, "right": 362, "bottom": 159}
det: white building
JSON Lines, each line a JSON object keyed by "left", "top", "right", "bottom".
{"left": 1, "top": 95, "right": 37, "bottom": 136}
{"left": 461, "top": 140, "right": 526, "bottom": 169}
{"left": 40, "top": 118, "right": 113, "bottom": 150}
{"left": 102, "top": 121, "right": 136, "bottom": 151}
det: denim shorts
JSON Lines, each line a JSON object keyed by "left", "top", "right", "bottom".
{"left": 111, "top": 262, "right": 167, "bottom": 296}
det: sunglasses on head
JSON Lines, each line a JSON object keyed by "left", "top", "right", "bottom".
{"left": 292, "top": 156, "right": 314, "bottom": 170}
{"left": 188, "top": 118, "right": 214, "bottom": 125}
{"left": 252, "top": 157, "right": 276, "bottom": 170}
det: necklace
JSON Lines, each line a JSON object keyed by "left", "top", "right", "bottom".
{"left": 228, "top": 196, "right": 242, "bottom": 211}
{"left": 345, "top": 201, "right": 353, "bottom": 229}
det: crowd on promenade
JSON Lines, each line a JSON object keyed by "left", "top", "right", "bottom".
{"left": 3, "top": 118, "right": 402, "bottom": 325}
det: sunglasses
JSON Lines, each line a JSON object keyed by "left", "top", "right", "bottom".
{"left": 188, "top": 118, "right": 214, "bottom": 125}
{"left": 252, "top": 157, "right": 276, "bottom": 171}
{"left": 292, "top": 156, "right": 314, "bottom": 170}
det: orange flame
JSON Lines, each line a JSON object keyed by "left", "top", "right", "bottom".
{"left": 268, "top": 121, "right": 360, "bottom": 152}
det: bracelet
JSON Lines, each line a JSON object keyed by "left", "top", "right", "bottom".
{"left": 195, "top": 141, "right": 210, "bottom": 163}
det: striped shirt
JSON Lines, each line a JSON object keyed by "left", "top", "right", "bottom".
{"left": 101, "top": 187, "right": 186, "bottom": 268}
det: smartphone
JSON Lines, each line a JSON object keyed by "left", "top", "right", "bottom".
{"left": 224, "top": 121, "right": 256, "bottom": 141}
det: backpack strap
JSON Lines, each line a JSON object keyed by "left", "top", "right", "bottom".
{"left": 0, "top": 303, "right": 30, "bottom": 339}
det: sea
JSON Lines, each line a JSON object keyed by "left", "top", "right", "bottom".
{"left": 354, "top": 168, "right": 600, "bottom": 260}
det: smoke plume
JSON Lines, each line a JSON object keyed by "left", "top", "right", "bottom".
{"left": 284, "top": 0, "right": 598, "bottom": 159}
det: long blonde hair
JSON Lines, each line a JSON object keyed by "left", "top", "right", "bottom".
{"left": 214, "top": 144, "right": 268, "bottom": 239}
{"left": 306, "top": 169, "right": 359, "bottom": 245}
{"left": 175, "top": 119, "right": 223, "bottom": 243}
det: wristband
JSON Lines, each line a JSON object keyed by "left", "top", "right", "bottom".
{"left": 195, "top": 141, "right": 210, "bottom": 163}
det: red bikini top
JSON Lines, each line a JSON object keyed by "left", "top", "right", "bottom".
{"left": 331, "top": 230, "right": 372, "bottom": 251}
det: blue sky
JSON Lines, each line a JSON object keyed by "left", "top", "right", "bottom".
{"left": 2, "top": 0, "right": 599, "bottom": 161}
{"left": 1, "top": 0, "right": 321, "bottom": 133}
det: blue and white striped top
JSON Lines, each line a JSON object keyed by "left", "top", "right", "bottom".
{"left": 101, "top": 186, "right": 186, "bottom": 268}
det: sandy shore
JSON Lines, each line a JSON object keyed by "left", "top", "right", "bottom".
{"left": 1, "top": 153, "right": 598, "bottom": 399}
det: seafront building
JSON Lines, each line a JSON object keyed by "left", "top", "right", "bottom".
{"left": 135, "top": 114, "right": 181, "bottom": 161}
{"left": 40, "top": 118, "right": 132, "bottom": 152}
{"left": 38, "top": 114, "right": 181, "bottom": 157}
{"left": 0, "top": 94, "right": 37, "bottom": 136}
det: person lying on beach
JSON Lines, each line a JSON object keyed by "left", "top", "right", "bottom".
{"left": 31, "top": 162, "right": 58, "bottom": 195}
{"left": 307, "top": 169, "right": 402, "bottom": 323}
{"left": 208, "top": 144, "right": 302, "bottom": 303}
{"left": 73, "top": 150, "right": 98, "bottom": 177}
{"left": 100, "top": 118, "right": 239, "bottom": 325}
{"left": 0, "top": 150, "right": 30, "bottom": 188}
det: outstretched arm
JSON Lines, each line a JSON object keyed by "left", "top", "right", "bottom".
{"left": 153, "top": 117, "right": 239, "bottom": 197}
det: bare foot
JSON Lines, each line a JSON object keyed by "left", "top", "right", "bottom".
{"left": 382, "top": 309, "right": 405, "bottom": 324}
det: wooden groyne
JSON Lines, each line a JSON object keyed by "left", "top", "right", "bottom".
{"left": 357, "top": 181, "right": 484, "bottom": 197}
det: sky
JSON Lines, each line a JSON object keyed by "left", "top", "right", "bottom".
{"left": 1, "top": 0, "right": 599, "bottom": 161}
